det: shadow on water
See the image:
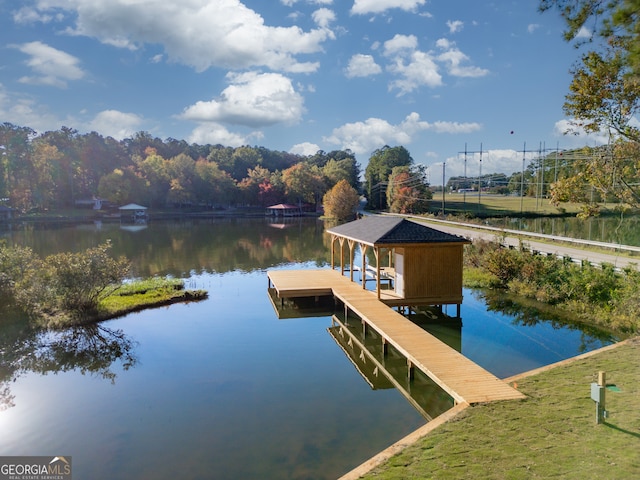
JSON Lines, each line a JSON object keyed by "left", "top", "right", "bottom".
{"left": 270, "top": 293, "right": 462, "bottom": 421}
{"left": 328, "top": 311, "right": 456, "bottom": 421}
{"left": 0, "top": 300, "right": 138, "bottom": 411}
{"left": 269, "top": 285, "right": 617, "bottom": 421}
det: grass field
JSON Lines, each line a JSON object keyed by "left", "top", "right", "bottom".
{"left": 360, "top": 338, "right": 640, "bottom": 479}
{"left": 428, "top": 193, "right": 593, "bottom": 217}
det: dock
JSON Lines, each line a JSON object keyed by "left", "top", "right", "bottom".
{"left": 268, "top": 269, "right": 525, "bottom": 405}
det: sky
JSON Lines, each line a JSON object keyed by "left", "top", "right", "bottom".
{"left": 0, "top": 0, "right": 608, "bottom": 183}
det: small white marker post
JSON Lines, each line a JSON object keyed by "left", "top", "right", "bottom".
{"left": 590, "top": 371, "right": 606, "bottom": 424}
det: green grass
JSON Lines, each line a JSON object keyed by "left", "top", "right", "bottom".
{"left": 462, "top": 267, "right": 499, "bottom": 289}
{"left": 361, "top": 338, "right": 640, "bottom": 479}
{"left": 96, "top": 277, "right": 207, "bottom": 321}
{"left": 429, "top": 193, "right": 602, "bottom": 217}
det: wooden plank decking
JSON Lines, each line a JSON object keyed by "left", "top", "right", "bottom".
{"left": 267, "top": 269, "right": 525, "bottom": 405}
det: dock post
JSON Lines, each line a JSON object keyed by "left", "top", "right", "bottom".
{"left": 361, "top": 319, "right": 367, "bottom": 339}
{"left": 407, "top": 359, "right": 415, "bottom": 382}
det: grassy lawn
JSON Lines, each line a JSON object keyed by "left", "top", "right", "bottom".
{"left": 360, "top": 338, "right": 640, "bottom": 479}
{"left": 429, "top": 193, "right": 598, "bottom": 217}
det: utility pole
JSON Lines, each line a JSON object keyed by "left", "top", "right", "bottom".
{"left": 442, "top": 162, "right": 446, "bottom": 215}
{"left": 457, "top": 143, "right": 483, "bottom": 215}
{"left": 463, "top": 143, "right": 467, "bottom": 213}
{"left": 478, "top": 143, "right": 483, "bottom": 213}
{"left": 520, "top": 141, "right": 526, "bottom": 216}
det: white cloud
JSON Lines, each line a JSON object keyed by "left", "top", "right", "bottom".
{"left": 290, "top": 142, "right": 321, "bottom": 155}
{"left": 446, "top": 20, "right": 463, "bottom": 34}
{"left": 180, "top": 72, "right": 305, "bottom": 127}
{"left": 430, "top": 120, "right": 482, "bottom": 134}
{"left": 379, "top": 35, "right": 487, "bottom": 95}
{"left": 0, "top": 83, "right": 76, "bottom": 132}
{"left": 13, "top": 41, "right": 85, "bottom": 88}
{"left": 351, "top": 0, "right": 426, "bottom": 15}
{"left": 387, "top": 51, "right": 442, "bottom": 94}
{"left": 187, "top": 123, "right": 262, "bottom": 147}
{"left": 345, "top": 54, "right": 382, "bottom": 78}
{"left": 443, "top": 149, "right": 525, "bottom": 180}
{"left": 312, "top": 8, "right": 336, "bottom": 29}
{"left": 13, "top": 7, "right": 64, "bottom": 24}
{"left": 25, "top": 0, "right": 333, "bottom": 73}
{"left": 383, "top": 34, "right": 418, "bottom": 56}
{"left": 282, "top": 0, "right": 333, "bottom": 5}
{"left": 436, "top": 38, "right": 489, "bottom": 78}
{"left": 384, "top": 35, "right": 441, "bottom": 94}
{"left": 324, "top": 112, "right": 481, "bottom": 154}
{"left": 87, "top": 110, "right": 143, "bottom": 140}
{"left": 553, "top": 119, "right": 610, "bottom": 145}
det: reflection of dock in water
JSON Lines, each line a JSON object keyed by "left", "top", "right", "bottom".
{"left": 268, "top": 269, "right": 525, "bottom": 405}
{"left": 328, "top": 315, "right": 455, "bottom": 421}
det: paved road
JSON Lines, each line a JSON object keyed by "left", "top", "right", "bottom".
{"left": 397, "top": 214, "right": 640, "bottom": 271}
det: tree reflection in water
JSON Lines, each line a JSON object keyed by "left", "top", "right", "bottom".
{"left": 479, "top": 289, "right": 618, "bottom": 353}
{"left": 0, "top": 318, "right": 138, "bottom": 411}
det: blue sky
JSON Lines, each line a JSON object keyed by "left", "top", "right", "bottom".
{"left": 0, "top": 0, "right": 605, "bottom": 182}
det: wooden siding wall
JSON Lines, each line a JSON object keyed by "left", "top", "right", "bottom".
{"left": 401, "top": 245, "right": 463, "bottom": 299}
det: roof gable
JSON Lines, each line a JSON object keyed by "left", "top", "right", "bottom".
{"left": 119, "top": 203, "right": 147, "bottom": 210}
{"left": 327, "top": 216, "right": 469, "bottom": 246}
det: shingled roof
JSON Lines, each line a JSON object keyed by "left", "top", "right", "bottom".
{"left": 326, "top": 216, "right": 469, "bottom": 246}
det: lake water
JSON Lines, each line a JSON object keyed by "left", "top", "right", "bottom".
{"left": 485, "top": 214, "right": 640, "bottom": 247}
{"left": 0, "top": 218, "right": 616, "bottom": 479}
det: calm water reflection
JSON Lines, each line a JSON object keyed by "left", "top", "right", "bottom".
{"left": 0, "top": 218, "right": 616, "bottom": 479}
{"left": 486, "top": 214, "right": 640, "bottom": 247}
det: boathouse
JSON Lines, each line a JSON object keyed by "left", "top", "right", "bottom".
{"left": 119, "top": 203, "right": 148, "bottom": 223}
{"left": 265, "top": 203, "right": 301, "bottom": 217}
{"left": 267, "top": 217, "right": 525, "bottom": 405}
{"left": 326, "top": 216, "right": 470, "bottom": 312}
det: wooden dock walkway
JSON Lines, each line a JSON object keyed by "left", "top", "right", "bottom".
{"left": 268, "top": 269, "right": 525, "bottom": 405}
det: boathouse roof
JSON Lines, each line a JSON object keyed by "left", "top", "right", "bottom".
{"left": 326, "top": 216, "right": 469, "bottom": 246}
{"left": 267, "top": 203, "right": 299, "bottom": 210}
{"left": 119, "top": 203, "right": 147, "bottom": 211}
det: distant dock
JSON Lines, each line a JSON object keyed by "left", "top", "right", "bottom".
{"left": 268, "top": 269, "right": 525, "bottom": 405}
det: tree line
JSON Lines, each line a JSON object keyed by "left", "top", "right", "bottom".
{"left": 0, "top": 124, "right": 361, "bottom": 212}
{"left": 0, "top": 123, "right": 437, "bottom": 219}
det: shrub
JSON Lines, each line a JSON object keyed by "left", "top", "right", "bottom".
{"left": 11, "top": 241, "right": 130, "bottom": 327}
{"left": 463, "top": 239, "right": 640, "bottom": 335}
{"left": 483, "top": 247, "right": 526, "bottom": 287}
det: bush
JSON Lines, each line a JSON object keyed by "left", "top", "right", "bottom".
{"left": 463, "top": 240, "right": 640, "bottom": 334}
{"left": 0, "top": 243, "right": 34, "bottom": 293}
{"left": 483, "top": 247, "right": 526, "bottom": 287}
{"left": 6, "top": 241, "right": 130, "bottom": 327}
